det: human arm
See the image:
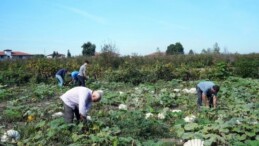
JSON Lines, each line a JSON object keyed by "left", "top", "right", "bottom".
{"left": 61, "top": 70, "right": 67, "bottom": 80}
{"left": 83, "top": 66, "right": 87, "bottom": 78}
{"left": 213, "top": 95, "right": 217, "bottom": 108}
{"left": 78, "top": 91, "right": 92, "bottom": 118}
{"left": 202, "top": 93, "right": 209, "bottom": 107}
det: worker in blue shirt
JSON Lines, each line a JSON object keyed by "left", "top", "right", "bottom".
{"left": 196, "top": 81, "right": 220, "bottom": 108}
{"left": 70, "top": 71, "right": 79, "bottom": 86}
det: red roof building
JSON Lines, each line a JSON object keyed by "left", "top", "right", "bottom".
{"left": 0, "top": 49, "right": 33, "bottom": 60}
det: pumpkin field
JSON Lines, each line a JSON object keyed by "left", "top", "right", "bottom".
{"left": 0, "top": 54, "right": 259, "bottom": 146}
{"left": 0, "top": 77, "right": 258, "bottom": 145}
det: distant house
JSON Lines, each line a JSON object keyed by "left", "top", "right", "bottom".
{"left": 46, "top": 52, "right": 66, "bottom": 58}
{"left": 0, "top": 49, "right": 33, "bottom": 61}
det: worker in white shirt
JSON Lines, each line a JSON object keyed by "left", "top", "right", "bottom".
{"left": 60, "top": 86, "right": 103, "bottom": 123}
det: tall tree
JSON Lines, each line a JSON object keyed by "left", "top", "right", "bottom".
{"left": 52, "top": 51, "right": 58, "bottom": 58}
{"left": 101, "top": 43, "right": 118, "bottom": 56}
{"left": 201, "top": 48, "right": 212, "bottom": 54}
{"left": 100, "top": 43, "right": 120, "bottom": 68}
{"left": 201, "top": 43, "right": 221, "bottom": 54}
{"left": 67, "top": 50, "right": 71, "bottom": 58}
{"left": 201, "top": 49, "right": 207, "bottom": 54}
{"left": 166, "top": 42, "right": 184, "bottom": 55}
{"left": 213, "top": 42, "right": 220, "bottom": 54}
{"left": 188, "top": 49, "right": 194, "bottom": 55}
{"left": 82, "top": 42, "right": 96, "bottom": 56}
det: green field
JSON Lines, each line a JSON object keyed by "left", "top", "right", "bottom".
{"left": 0, "top": 76, "right": 258, "bottom": 145}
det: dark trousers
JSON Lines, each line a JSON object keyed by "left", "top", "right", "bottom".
{"left": 196, "top": 86, "right": 203, "bottom": 106}
{"left": 63, "top": 103, "right": 80, "bottom": 123}
{"left": 77, "top": 75, "right": 85, "bottom": 87}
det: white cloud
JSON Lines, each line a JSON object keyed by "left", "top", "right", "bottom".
{"left": 55, "top": 4, "right": 107, "bottom": 25}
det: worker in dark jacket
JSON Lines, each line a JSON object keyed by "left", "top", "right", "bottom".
{"left": 56, "top": 69, "right": 68, "bottom": 87}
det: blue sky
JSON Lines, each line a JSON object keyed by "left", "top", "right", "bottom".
{"left": 0, "top": 0, "right": 258, "bottom": 56}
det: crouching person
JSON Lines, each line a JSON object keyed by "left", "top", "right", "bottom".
{"left": 196, "top": 81, "right": 220, "bottom": 109}
{"left": 60, "top": 87, "right": 103, "bottom": 123}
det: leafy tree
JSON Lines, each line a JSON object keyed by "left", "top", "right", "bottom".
{"left": 201, "top": 43, "right": 221, "bottom": 54}
{"left": 223, "top": 47, "right": 229, "bottom": 54}
{"left": 213, "top": 42, "right": 220, "bottom": 54}
{"left": 166, "top": 42, "right": 184, "bottom": 55}
{"left": 67, "top": 50, "right": 71, "bottom": 58}
{"left": 99, "top": 43, "right": 120, "bottom": 68}
{"left": 201, "top": 49, "right": 207, "bottom": 54}
{"left": 156, "top": 47, "right": 160, "bottom": 53}
{"left": 101, "top": 43, "right": 118, "bottom": 57}
{"left": 82, "top": 42, "right": 96, "bottom": 56}
{"left": 188, "top": 49, "right": 194, "bottom": 55}
{"left": 52, "top": 51, "right": 58, "bottom": 58}
{"left": 201, "top": 48, "right": 212, "bottom": 54}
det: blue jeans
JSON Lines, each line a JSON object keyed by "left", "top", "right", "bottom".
{"left": 56, "top": 75, "right": 64, "bottom": 87}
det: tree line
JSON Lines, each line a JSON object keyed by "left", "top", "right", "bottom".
{"left": 57, "top": 41, "right": 234, "bottom": 57}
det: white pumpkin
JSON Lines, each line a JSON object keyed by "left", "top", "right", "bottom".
{"left": 118, "top": 104, "right": 127, "bottom": 110}
{"left": 1, "top": 133, "right": 8, "bottom": 142}
{"left": 184, "top": 115, "right": 196, "bottom": 123}
{"left": 182, "top": 88, "right": 197, "bottom": 94}
{"left": 173, "top": 89, "right": 181, "bottom": 92}
{"left": 184, "top": 139, "right": 204, "bottom": 146}
{"left": 86, "top": 116, "right": 92, "bottom": 121}
{"left": 171, "top": 109, "right": 182, "bottom": 113}
{"left": 6, "top": 129, "right": 20, "bottom": 141}
{"left": 158, "top": 113, "right": 165, "bottom": 119}
{"left": 52, "top": 112, "right": 64, "bottom": 118}
{"left": 145, "top": 113, "right": 154, "bottom": 119}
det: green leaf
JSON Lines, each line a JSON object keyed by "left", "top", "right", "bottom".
{"left": 201, "top": 126, "right": 212, "bottom": 134}
{"left": 232, "top": 127, "right": 242, "bottom": 133}
{"left": 184, "top": 123, "right": 199, "bottom": 131}
{"left": 245, "top": 140, "right": 259, "bottom": 146}
{"left": 219, "top": 128, "right": 229, "bottom": 133}
{"left": 47, "top": 130, "right": 56, "bottom": 138}
{"left": 176, "top": 127, "right": 185, "bottom": 137}
{"left": 245, "top": 131, "right": 256, "bottom": 137}
{"left": 71, "top": 133, "right": 85, "bottom": 142}
{"left": 113, "top": 138, "right": 118, "bottom": 146}
{"left": 204, "top": 136, "right": 217, "bottom": 146}
{"left": 237, "top": 134, "right": 247, "bottom": 141}
{"left": 35, "top": 120, "right": 46, "bottom": 128}
{"left": 182, "top": 132, "right": 194, "bottom": 140}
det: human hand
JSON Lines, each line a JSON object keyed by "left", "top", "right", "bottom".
{"left": 80, "top": 115, "right": 86, "bottom": 121}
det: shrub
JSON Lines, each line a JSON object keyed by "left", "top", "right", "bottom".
{"left": 2, "top": 108, "right": 23, "bottom": 122}
{"left": 234, "top": 58, "right": 259, "bottom": 78}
